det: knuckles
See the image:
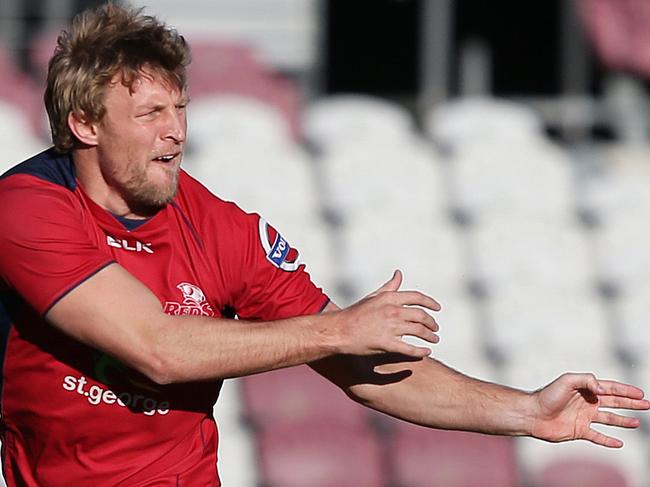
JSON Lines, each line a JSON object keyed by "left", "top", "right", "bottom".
{"left": 382, "top": 304, "right": 401, "bottom": 320}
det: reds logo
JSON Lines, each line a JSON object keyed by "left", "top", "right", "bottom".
{"left": 163, "top": 282, "right": 215, "bottom": 316}
{"left": 258, "top": 218, "right": 301, "bottom": 272}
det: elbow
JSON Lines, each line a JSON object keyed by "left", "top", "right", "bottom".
{"left": 143, "top": 363, "right": 176, "bottom": 386}
{"left": 136, "top": 355, "right": 177, "bottom": 386}
{"left": 130, "top": 316, "right": 190, "bottom": 386}
{"left": 133, "top": 341, "right": 184, "bottom": 386}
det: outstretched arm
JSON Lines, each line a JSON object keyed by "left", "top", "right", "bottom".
{"left": 46, "top": 264, "right": 440, "bottom": 384}
{"left": 312, "top": 275, "right": 650, "bottom": 447}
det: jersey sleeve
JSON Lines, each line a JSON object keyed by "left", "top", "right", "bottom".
{"left": 0, "top": 176, "right": 115, "bottom": 315}
{"left": 228, "top": 213, "right": 329, "bottom": 321}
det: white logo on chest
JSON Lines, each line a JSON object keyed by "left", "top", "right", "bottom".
{"left": 106, "top": 235, "right": 154, "bottom": 254}
{"left": 163, "top": 282, "right": 215, "bottom": 317}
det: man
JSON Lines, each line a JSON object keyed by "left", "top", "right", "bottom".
{"left": 0, "top": 4, "right": 647, "bottom": 486}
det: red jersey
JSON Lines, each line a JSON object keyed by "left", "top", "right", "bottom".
{"left": 0, "top": 148, "right": 329, "bottom": 486}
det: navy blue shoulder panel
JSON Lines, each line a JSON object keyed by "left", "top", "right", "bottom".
{"left": 0, "top": 291, "right": 21, "bottom": 403}
{"left": 1, "top": 147, "right": 77, "bottom": 191}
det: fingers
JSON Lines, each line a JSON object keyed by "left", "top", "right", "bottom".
{"left": 386, "top": 290, "right": 442, "bottom": 312}
{"left": 390, "top": 340, "right": 432, "bottom": 359}
{"left": 399, "top": 307, "right": 439, "bottom": 332}
{"left": 582, "top": 429, "right": 624, "bottom": 448}
{"left": 561, "top": 373, "right": 648, "bottom": 402}
{"left": 401, "top": 322, "right": 440, "bottom": 345}
{"left": 596, "top": 379, "right": 647, "bottom": 400}
{"left": 599, "top": 395, "right": 650, "bottom": 411}
{"left": 593, "top": 410, "right": 641, "bottom": 429}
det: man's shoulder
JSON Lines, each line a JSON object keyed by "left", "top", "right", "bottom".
{"left": 0, "top": 149, "right": 80, "bottom": 232}
{"left": 174, "top": 170, "right": 261, "bottom": 249}
{"left": 1, "top": 147, "right": 77, "bottom": 191}
{"left": 177, "top": 170, "right": 253, "bottom": 222}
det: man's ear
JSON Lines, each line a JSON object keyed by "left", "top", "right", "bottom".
{"left": 67, "top": 111, "right": 98, "bottom": 146}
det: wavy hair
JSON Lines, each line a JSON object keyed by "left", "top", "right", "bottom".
{"left": 44, "top": 2, "right": 191, "bottom": 152}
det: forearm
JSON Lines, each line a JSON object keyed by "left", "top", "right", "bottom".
{"left": 315, "top": 354, "right": 535, "bottom": 437}
{"left": 148, "top": 312, "right": 336, "bottom": 383}
{"left": 365, "top": 358, "right": 534, "bottom": 435}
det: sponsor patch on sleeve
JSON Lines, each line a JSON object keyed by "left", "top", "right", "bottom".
{"left": 258, "top": 217, "right": 301, "bottom": 271}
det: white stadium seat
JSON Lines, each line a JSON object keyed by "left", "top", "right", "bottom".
{"left": 425, "top": 96, "right": 544, "bottom": 151}
{"left": 579, "top": 144, "right": 650, "bottom": 224}
{"left": 484, "top": 287, "right": 612, "bottom": 362}
{"left": 0, "top": 100, "right": 48, "bottom": 172}
{"left": 188, "top": 95, "right": 292, "bottom": 152}
{"left": 447, "top": 138, "right": 576, "bottom": 221}
{"left": 468, "top": 216, "right": 595, "bottom": 295}
{"left": 185, "top": 141, "right": 320, "bottom": 228}
{"left": 516, "top": 430, "right": 649, "bottom": 487}
{"left": 613, "top": 283, "right": 650, "bottom": 365}
{"left": 339, "top": 220, "right": 468, "bottom": 300}
{"left": 213, "top": 379, "right": 258, "bottom": 487}
{"left": 592, "top": 214, "right": 650, "bottom": 292}
{"left": 317, "top": 138, "right": 447, "bottom": 225}
{"left": 303, "top": 95, "right": 416, "bottom": 153}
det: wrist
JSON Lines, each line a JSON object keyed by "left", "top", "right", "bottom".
{"left": 518, "top": 390, "right": 540, "bottom": 437}
{"left": 310, "top": 310, "right": 345, "bottom": 356}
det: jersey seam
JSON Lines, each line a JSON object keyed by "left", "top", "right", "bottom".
{"left": 170, "top": 202, "right": 205, "bottom": 251}
{"left": 42, "top": 260, "right": 116, "bottom": 316}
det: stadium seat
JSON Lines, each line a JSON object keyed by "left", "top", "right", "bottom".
{"left": 339, "top": 221, "right": 467, "bottom": 299}
{"left": 26, "top": 28, "right": 58, "bottom": 84}
{"left": 613, "top": 283, "right": 650, "bottom": 365}
{"left": 317, "top": 139, "right": 447, "bottom": 225}
{"left": 592, "top": 214, "right": 650, "bottom": 292}
{"left": 424, "top": 97, "right": 544, "bottom": 152}
{"left": 484, "top": 287, "right": 611, "bottom": 363}
{"left": 240, "top": 365, "right": 369, "bottom": 429}
{"left": 388, "top": 421, "right": 519, "bottom": 487}
{"left": 212, "top": 379, "right": 258, "bottom": 487}
{"left": 536, "top": 458, "right": 628, "bottom": 487}
{"left": 257, "top": 421, "right": 384, "bottom": 487}
{"left": 185, "top": 132, "right": 320, "bottom": 229}
{"left": 516, "top": 430, "right": 648, "bottom": 487}
{"left": 577, "top": 0, "right": 650, "bottom": 78}
{"left": 579, "top": 145, "right": 650, "bottom": 225}
{"left": 0, "top": 100, "right": 48, "bottom": 172}
{"left": 303, "top": 95, "right": 416, "bottom": 153}
{"left": 468, "top": 216, "right": 595, "bottom": 295}
{"left": 0, "top": 43, "right": 46, "bottom": 140}
{"left": 500, "top": 348, "right": 626, "bottom": 398}
{"left": 188, "top": 94, "right": 293, "bottom": 151}
{"left": 446, "top": 138, "right": 575, "bottom": 221}
{"left": 186, "top": 42, "right": 301, "bottom": 138}
{"left": 188, "top": 39, "right": 262, "bottom": 83}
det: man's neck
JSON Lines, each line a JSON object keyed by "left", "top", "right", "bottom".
{"left": 72, "top": 148, "right": 151, "bottom": 220}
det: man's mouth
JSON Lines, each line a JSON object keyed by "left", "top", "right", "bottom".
{"left": 152, "top": 152, "right": 180, "bottom": 163}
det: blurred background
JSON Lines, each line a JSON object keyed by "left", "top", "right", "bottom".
{"left": 2, "top": 0, "right": 650, "bottom": 486}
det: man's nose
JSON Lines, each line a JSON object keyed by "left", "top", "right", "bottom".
{"left": 163, "top": 110, "right": 185, "bottom": 143}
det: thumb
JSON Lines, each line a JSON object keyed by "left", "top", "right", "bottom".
{"left": 372, "top": 269, "right": 403, "bottom": 296}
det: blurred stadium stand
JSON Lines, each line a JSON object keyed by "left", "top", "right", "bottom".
{"left": 1, "top": 0, "right": 650, "bottom": 486}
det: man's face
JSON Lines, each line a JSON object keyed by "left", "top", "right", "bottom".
{"left": 95, "top": 70, "right": 188, "bottom": 214}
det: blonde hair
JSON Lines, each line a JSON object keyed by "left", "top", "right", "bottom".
{"left": 45, "top": 3, "right": 191, "bottom": 152}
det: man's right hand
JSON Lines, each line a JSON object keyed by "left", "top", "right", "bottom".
{"left": 324, "top": 270, "right": 441, "bottom": 358}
